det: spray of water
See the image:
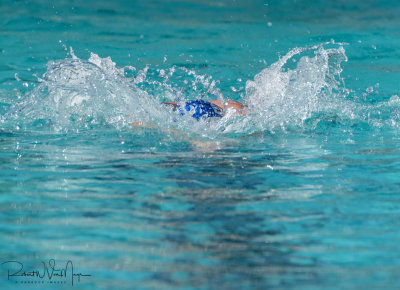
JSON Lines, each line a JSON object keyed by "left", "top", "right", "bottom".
{"left": 2, "top": 42, "right": 399, "bottom": 138}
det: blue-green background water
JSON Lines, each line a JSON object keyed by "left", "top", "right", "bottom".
{"left": 2, "top": 0, "right": 400, "bottom": 289}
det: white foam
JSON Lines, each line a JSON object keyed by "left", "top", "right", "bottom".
{"left": 5, "top": 43, "right": 399, "bottom": 138}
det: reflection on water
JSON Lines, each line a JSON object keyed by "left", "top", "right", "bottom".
{"left": 4, "top": 129, "right": 393, "bottom": 288}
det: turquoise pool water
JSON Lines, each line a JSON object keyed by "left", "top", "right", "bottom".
{"left": 2, "top": 0, "right": 400, "bottom": 289}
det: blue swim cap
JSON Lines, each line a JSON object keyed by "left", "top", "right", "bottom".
{"left": 181, "top": 100, "right": 223, "bottom": 120}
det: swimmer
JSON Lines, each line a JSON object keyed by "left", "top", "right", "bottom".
{"left": 162, "top": 99, "right": 248, "bottom": 119}
{"left": 131, "top": 98, "right": 248, "bottom": 127}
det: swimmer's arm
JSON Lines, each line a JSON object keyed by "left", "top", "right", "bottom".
{"left": 210, "top": 99, "right": 249, "bottom": 115}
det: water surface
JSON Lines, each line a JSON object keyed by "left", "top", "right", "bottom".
{"left": 1, "top": 0, "right": 400, "bottom": 289}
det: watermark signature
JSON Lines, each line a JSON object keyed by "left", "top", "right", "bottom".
{"left": 1, "top": 259, "right": 91, "bottom": 286}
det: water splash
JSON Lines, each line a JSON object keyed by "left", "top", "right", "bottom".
{"left": 3, "top": 52, "right": 168, "bottom": 133}
{"left": 244, "top": 43, "right": 348, "bottom": 132}
{"left": 3, "top": 43, "right": 399, "bottom": 138}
